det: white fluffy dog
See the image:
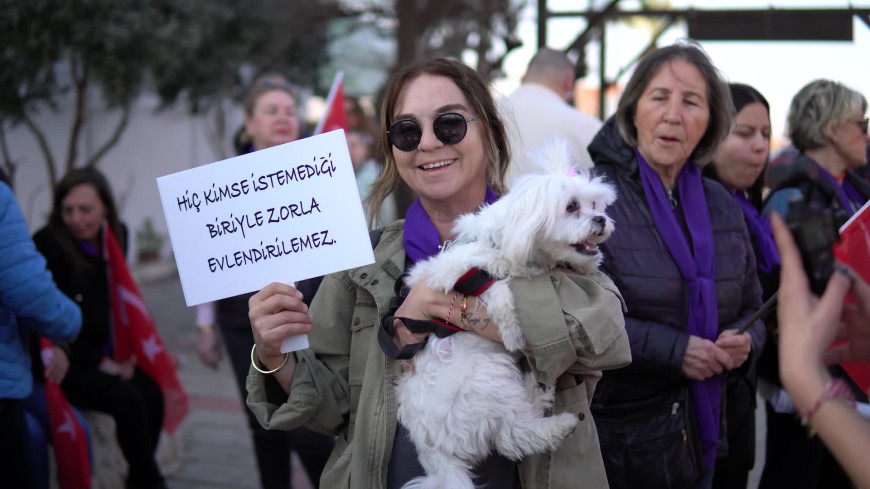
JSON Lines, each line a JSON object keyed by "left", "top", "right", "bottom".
{"left": 398, "top": 141, "right": 617, "bottom": 489}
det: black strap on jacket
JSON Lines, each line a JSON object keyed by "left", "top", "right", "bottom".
{"left": 378, "top": 267, "right": 495, "bottom": 360}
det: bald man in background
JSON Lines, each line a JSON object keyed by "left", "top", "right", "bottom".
{"left": 500, "top": 48, "right": 603, "bottom": 185}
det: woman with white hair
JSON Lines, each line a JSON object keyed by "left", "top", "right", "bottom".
{"left": 759, "top": 78, "right": 870, "bottom": 489}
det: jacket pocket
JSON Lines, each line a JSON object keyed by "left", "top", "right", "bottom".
{"left": 549, "top": 377, "right": 610, "bottom": 489}
{"left": 348, "top": 314, "right": 375, "bottom": 425}
{"left": 596, "top": 391, "right": 700, "bottom": 489}
{"left": 320, "top": 438, "right": 352, "bottom": 489}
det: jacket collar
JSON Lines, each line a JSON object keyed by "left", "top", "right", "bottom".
{"left": 587, "top": 116, "right": 638, "bottom": 176}
{"left": 349, "top": 221, "right": 405, "bottom": 286}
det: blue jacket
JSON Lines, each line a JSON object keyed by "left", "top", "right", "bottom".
{"left": 0, "top": 182, "right": 81, "bottom": 399}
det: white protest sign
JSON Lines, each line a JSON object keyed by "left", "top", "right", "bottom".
{"left": 157, "top": 130, "right": 374, "bottom": 352}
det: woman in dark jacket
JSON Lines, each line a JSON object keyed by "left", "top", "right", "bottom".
{"left": 194, "top": 77, "right": 334, "bottom": 489}
{"left": 758, "top": 79, "right": 869, "bottom": 489}
{"left": 703, "top": 82, "right": 775, "bottom": 489}
{"left": 588, "top": 43, "right": 765, "bottom": 489}
{"left": 33, "top": 168, "right": 166, "bottom": 489}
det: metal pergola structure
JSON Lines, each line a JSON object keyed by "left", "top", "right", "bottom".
{"left": 537, "top": 1, "right": 870, "bottom": 119}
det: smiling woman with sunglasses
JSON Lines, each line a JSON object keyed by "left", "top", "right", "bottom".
{"left": 243, "top": 58, "right": 630, "bottom": 489}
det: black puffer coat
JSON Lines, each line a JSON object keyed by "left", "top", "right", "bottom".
{"left": 588, "top": 119, "right": 765, "bottom": 489}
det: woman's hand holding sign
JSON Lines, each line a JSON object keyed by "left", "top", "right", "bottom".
{"left": 248, "top": 282, "right": 313, "bottom": 393}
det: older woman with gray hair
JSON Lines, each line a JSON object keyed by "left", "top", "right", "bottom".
{"left": 759, "top": 79, "right": 869, "bottom": 489}
{"left": 588, "top": 42, "right": 764, "bottom": 489}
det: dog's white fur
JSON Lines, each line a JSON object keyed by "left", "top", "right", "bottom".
{"left": 398, "top": 140, "right": 617, "bottom": 489}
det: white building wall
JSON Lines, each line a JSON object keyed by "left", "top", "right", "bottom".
{"left": 6, "top": 92, "right": 244, "bottom": 263}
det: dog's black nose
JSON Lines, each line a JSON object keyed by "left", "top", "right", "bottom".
{"left": 592, "top": 216, "right": 606, "bottom": 225}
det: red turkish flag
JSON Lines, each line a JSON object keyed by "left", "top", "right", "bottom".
{"left": 104, "top": 223, "right": 189, "bottom": 433}
{"left": 833, "top": 200, "right": 870, "bottom": 397}
{"left": 313, "top": 71, "right": 347, "bottom": 135}
{"left": 41, "top": 338, "right": 91, "bottom": 489}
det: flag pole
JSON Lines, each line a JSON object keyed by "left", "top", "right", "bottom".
{"left": 313, "top": 70, "right": 345, "bottom": 135}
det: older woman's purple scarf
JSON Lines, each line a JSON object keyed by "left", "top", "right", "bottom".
{"left": 403, "top": 186, "right": 499, "bottom": 262}
{"left": 733, "top": 192, "right": 780, "bottom": 274}
{"left": 636, "top": 151, "right": 721, "bottom": 469}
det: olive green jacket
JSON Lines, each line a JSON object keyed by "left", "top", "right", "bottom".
{"left": 247, "top": 221, "right": 631, "bottom": 489}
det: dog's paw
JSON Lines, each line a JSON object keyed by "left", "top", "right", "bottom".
{"left": 499, "top": 325, "right": 526, "bottom": 352}
{"left": 546, "top": 412, "right": 580, "bottom": 448}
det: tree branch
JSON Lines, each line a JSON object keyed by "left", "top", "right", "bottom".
{"left": 0, "top": 121, "right": 17, "bottom": 184}
{"left": 85, "top": 104, "right": 130, "bottom": 168}
{"left": 204, "top": 101, "right": 228, "bottom": 160}
{"left": 65, "top": 57, "right": 88, "bottom": 172}
{"left": 22, "top": 110, "right": 57, "bottom": 188}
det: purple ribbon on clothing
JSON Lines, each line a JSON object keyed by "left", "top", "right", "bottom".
{"left": 842, "top": 178, "right": 867, "bottom": 212}
{"left": 816, "top": 165, "right": 857, "bottom": 213}
{"left": 403, "top": 186, "right": 499, "bottom": 262}
{"left": 636, "top": 150, "right": 721, "bottom": 469}
{"left": 733, "top": 192, "right": 780, "bottom": 274}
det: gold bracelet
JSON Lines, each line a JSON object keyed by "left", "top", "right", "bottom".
{"left": 460, "top": 295, "right": 472, "bottom": 330}
{"left": 250, "top": 344, "right": 289, "bottom": 375}
{"left": 197, "top": 324, "right": 214, "bottom": 332}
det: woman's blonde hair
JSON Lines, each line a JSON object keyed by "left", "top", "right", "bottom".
{"left": 366, "top": 58, "right": 510, "bottom": 227}
{"left": 787, "top": 79, "right": 867, "bottom": 152}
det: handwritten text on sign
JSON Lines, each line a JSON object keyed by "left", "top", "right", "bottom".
{"left": 157, "top": 130, "right": 374, "bottom": 309}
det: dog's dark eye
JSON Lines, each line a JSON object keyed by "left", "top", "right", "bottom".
{"left": 592, "top": 201, "right": 597, "bottom": 210}
{"left": 566, "top": 199, "right": 579, "bottom": 213}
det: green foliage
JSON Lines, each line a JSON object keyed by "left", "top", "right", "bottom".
{"left": 0, "top": 0, "right": 344, "bottom": 184}
{"left": 152, "top": 0, "right": 347, "bottom": 110}
{"left": 0, "top": 0, "right": 160, "bottom": 118}
{"left": 0, "top": 0, "right": 346, "bottom": 115}
{"left": 135, "top": 217, "right": 165, "bottom": 254}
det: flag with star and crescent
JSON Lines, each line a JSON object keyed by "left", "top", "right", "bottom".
{"left": 104, "top": 223, "right": 189, "bottom": 433}
{"left": 42, "top": 338, "right": 91, "bottom": 489}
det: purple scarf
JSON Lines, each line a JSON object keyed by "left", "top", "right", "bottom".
{"left": 817, "top": 165, "right": 858, "bottom": 213}
{"left": 403, "top": 186, "right": 499, "bottom": 262}
{"left": 842, "top": 178, "right": 867, "bottom": 212}
{"left": 636, "top": 151, "right": 721, "bottom": 468}
{"left": 733, "top": 192, "right": 780, "bottom": 274}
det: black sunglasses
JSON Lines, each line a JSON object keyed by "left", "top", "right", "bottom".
{"left": 855, "top": 118, "right": 869, "bottom": 135}
{"left": 387, "top": 112, "right": 476, "bottom": 152}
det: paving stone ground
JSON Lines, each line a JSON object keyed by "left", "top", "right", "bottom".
{"left": 138, "top": 265, "right": 313, "bottom": 489}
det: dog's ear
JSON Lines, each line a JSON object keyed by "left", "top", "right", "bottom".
{"left": 495, "top": 176, "right": 558, "bottom": 265}
{"left": 589, "top": 175, "right": 617, "bottom": 208}
{"left": 526, "top": 138, "right": 575, "bottom": 177}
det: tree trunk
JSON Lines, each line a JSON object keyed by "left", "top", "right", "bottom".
{"left": 65, "top": 58, "right": 88, "bottom": 173}
{"left": 0, "top": 122, "right": 16, "bottom": 186}
{"left": 85, "top": 104, "right": 131, "bottom": 168}
{"left": 22, "top": 112, "right": 57, "bottom": 189}
{"left": 391, "top": 0, "right": 426, "bottom": 218}
{"left": 396, "top": 1, "right": 424, "bottom": 67}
